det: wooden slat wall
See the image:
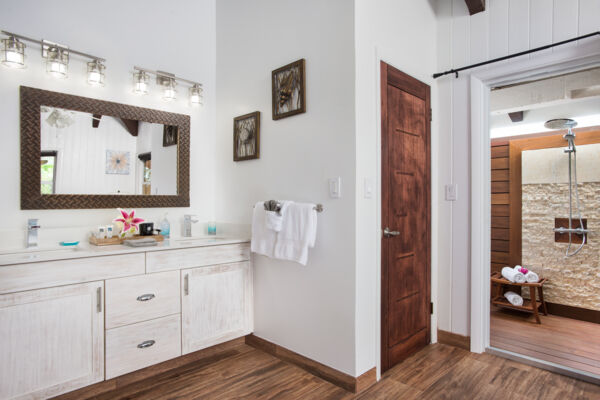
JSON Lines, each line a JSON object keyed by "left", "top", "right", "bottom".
{"left": 491, "top": 140, "right": 510, "bottom": 273}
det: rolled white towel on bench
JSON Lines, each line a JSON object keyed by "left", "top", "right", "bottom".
{"left": 513, "top": 265, "right": 539, "bottom": 283}
{"left": 502, "top": 266, "right": 526, "bottom": 283}
{"left": 504, "top": 291, "right": 523, "bottom": 306}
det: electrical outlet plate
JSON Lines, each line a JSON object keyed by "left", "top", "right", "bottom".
{"left": 445, "top": 183, "right": 457, "bottom": 201}
{"left": 329, "top": 177, "right": 341, "bottom": 198}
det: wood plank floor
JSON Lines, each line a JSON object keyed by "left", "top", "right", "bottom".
{"left": 56, "top": 341, "right": 600, "bottom": 399}
{"left": 491, "top": 307, "right": 600, "bottom": 376}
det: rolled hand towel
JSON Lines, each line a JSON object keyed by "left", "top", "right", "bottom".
{"left": 504, "top": 291, "right": 523, "bottom": 306}
{"left": 502, "top": 266, "right": 526, "bottom": 283}
{"left": 513, "top": 265, "right": 539, "bottom": 283}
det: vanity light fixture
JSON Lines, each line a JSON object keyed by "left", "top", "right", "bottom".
{"left": 189, "top": 84, "right": 203, "bottom": 105}
{"left": 157, "top": 71, "right": 177, "bottom": 101}
{"left": 87, "top": 59, "right": 105, "bottom": 86}
{"left": 1, "top": 35, "right": 26, "bottom": 68}
{"left": 43, "top": 40, "right": 69, "bottom": 79}
{"left": 133, "top": 70, "right": 150, "bottom": 94}
{"left": 0, "top": 30, "right": 106, "bottom": 84}
{"left": 133, "top": 66, "right": 202, "bottom": 105}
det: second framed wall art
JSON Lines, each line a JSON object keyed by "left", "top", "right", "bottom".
{"left": 233, "top": 111, "right": 260, "bottom": 161}
{"left": 272, "top": 58, "right": 305, "bottom": 120}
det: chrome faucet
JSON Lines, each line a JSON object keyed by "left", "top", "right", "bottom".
{"left": 27, "top": 218, "right": 41, "bottom": 248}
{"left": 183, "top": 215, "right": 198, "bottom": 237}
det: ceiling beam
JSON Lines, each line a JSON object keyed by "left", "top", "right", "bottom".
{"left": 119, "top": 118, "right": 139, "bottom": 136}
{"left": 92, "top": 114, "right": 102, "bottom": 128}
{"left": 508, "top": 111, "right": 524, "bottom": 123}
{"left": 464, "top": 0, "right": 485, "bottom": 15}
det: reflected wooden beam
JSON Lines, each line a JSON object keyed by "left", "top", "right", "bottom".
{"left": 464, "top": 0, "right": 485, "bottom": 15}
{"left": 92, "top": 114, "right": 102, "bottom": 128}
{"left": 119, "top": 118, "right": 139, "bottom": 136}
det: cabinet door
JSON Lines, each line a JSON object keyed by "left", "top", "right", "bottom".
{"left": 0, "top": 282, "right": 104, "bottom": 400}
{"left": 181, "top": 262, "right": 252, "bottom": 354}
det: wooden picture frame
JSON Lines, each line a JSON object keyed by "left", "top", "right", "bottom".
{"left": 233, "top": 112, "right": 260, "bottom": 161}
{"left": 271, "top": 58, "right": 306, "bottom": 120}
{"left": 20, "top": 86, "right": 190, "bottom": 209}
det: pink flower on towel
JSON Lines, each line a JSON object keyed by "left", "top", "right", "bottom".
{"left": 519, "top": 267, "right": 529, "bottom": 274}
{"left": 114, "top": 208, "right": 144, "bottom": 236}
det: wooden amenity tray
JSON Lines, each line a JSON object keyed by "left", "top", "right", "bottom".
{"left": 89, "top": 234, "right": 165, "bottom": 246}
{"left": 490, "top": 271, "right": 548, "bottom": 324}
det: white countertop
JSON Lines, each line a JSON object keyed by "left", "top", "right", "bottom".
{"left": 0, "top": 236, "right": 251, "bottom": 266}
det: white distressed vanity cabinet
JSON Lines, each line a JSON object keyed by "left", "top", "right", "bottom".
{"left": 0, "top": 240, "right": 252, "bottom": 400}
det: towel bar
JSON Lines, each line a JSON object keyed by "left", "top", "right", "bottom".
{"left": 254, "top": 202, "right": 324, "bottom": 212}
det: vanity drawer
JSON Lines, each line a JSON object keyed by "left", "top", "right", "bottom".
{"left": 0, "top": 253, "right": 145, "bottom": 294}
{"left": 105, "top": 314, "right": 181, "bottom": 379}
{"left": 146, "top": 243, "right": 250, "bottom": 273}
{"left": 105, "top": 271, "right": 180, "bottom": 329}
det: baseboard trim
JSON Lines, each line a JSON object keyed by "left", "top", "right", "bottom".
{"left": 245, "top": 334, "right": 376, "bottom": 393}
{"left": 546, "top": 302, "right": 600, "bottom": 324}
{"left": 52, "top": 337, "right": 247, "bottom": 400}
{"left": 437, "top": 329, "right": 471, "bottom": 351}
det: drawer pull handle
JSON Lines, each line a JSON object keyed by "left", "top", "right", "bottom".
{"left": 137, "top": 340, "right": 156, "bottom": 349}
{"left": 136, "top": 293, "right": 156, "bottom": 302}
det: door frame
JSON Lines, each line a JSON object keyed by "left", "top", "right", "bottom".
{"left": 469, "top": 39, "right": 600, "bottom": 354}
{"left": 380, "top": 61, "right": 432, "bottom": 373}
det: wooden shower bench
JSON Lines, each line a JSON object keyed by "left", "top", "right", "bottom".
{"left": 491, "top": 271, "right": 548, "bottom": 324}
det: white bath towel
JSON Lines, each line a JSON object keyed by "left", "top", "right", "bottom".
{"left": 251, "top": 201, "right": 277, "bottom": 258}
{"left": 504, "top": 291, "right": 523, "bottom": 306}
{"left": 513, "top": 265, "right": 539, "bottom": 283}
{"left": 265, "top": 201, "right": 292, "bottom": 232}
{"left": 273, "top": 202, "right": 318, "bottom": 266}
{"left": 502, "top": 266, "right": 526, "bottom": 283}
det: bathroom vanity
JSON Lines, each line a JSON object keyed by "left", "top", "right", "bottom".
{"left": 0, "top": 238, "right": 252, "bottom": 400}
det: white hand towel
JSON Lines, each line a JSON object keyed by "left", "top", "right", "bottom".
{"left": 251, "top": 201, "right": 276, "bottom": 258}
{"left": 273, "top": 202, "right": 318, "bottom": 266}
{"left": 513, "top": 265, "right": 539, "bottom": 283}
{"left": 502, "top": 266, "right": 526, "bottom": 283}
{"left": 504, "top": 291, "right": 523, "bottom": 306}
{"left": 265, "top": 201, "right": 292, "bottom": 232}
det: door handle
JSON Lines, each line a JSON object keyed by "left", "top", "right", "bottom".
{"left": 137, "top": 340, "right": 155, "bottom": 349}
{"left": 383, "top": 227, "right": 400, "bottom": 238}
{"left": 136, "top": 293, "right": 155, "bottom": 302}
{"left": 184, "top": 274, "right": 189, "bottom": 296}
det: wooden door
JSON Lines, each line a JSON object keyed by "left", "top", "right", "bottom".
{"left": 181, "top": 262, "right": 253, "bottom": 354}
{"left": 381, "top": 62, "right": 431, "bottom": 372}
{"left": 0, "top": 281, "right": 104, "bottom": 399}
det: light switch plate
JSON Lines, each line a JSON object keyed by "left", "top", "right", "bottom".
{"left": 364, "top": 177, "right": 373, "bottom": 199}
{"left": 329, "top": 177, "right": 342, "bottom": 198}
{"left": 445, "top": 183, "right": 457, "bottom": 201}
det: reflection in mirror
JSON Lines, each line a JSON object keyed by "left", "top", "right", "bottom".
{"left": 40, "top": 106, "right": 178, "bottom": 195}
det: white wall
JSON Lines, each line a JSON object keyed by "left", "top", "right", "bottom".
{"left": 0, "top": 0, "right": 216, "bottom": 247}
{"left": 436, "top": 0, "right": 600, "bottom": 336}
{"left": 137, "top": 122, "right": 178, "bottom": 195}
{"left": 354, "top": 0, "right": 439, "bottom": 376}
{"left": 215, "top": 0, "right": 357, "bottom": 375}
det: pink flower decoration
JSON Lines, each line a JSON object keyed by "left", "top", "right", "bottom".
{"left": 114, "top": 208, "right": 144, "bottom": 235}
{"left": 519, "top": 267, "right": 529, "bottom": 274}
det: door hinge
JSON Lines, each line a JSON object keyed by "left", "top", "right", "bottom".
{"left": 430, "top": 302, "right": 434, "bottom": 315}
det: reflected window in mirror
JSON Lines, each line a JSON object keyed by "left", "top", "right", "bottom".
{"left": 40, "top": 151, "right": 57, "bottom": 194}
{"left": 40, "top": 106, "right": 178, "bottom": 196}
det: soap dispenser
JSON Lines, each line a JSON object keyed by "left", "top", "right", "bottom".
{"left": 159, "top": 213, "right": 171, "bottom": 238}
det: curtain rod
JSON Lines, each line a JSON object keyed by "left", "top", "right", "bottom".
{"left": 433, "top": 31, "right": 600, "bottom": 79}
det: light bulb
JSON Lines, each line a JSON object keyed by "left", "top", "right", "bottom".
{"left": 162, "top": 78, "right": 177, "bottom": 101}
{"left": 189, "top": 85, "right": 203, "bottom": 105}
{"left": 45, "top": 46, "right": 68, "bottom": 78}
{"left": 133, "top": 70, "right": 149, "bottom": 94}
{"left": 87, "top": 59, "right": 105, "bottom": 86}
{"left": 1, "top": 36, "right": 26, "bottom": 69}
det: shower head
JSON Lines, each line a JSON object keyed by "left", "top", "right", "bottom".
{"left": 544, "top": 118, "right": 578, "bottom": 130}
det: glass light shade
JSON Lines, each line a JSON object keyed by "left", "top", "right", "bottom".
{"left": 189, "top": 85, "right": 203, "bottom": 105}
{"left": 162, "top": 78, "right": 177, "bottom": 101}
{"left": 45, "top": 47, "right": 69, "bottom": 78}
{"left": 133, "top": 71, "right": 149, "bottom": 94}
{"left": 87, "top": 60, "right": 105, "bottom": 86}
{"left": 1, "top": 37, "right": 26, "bottom": 68}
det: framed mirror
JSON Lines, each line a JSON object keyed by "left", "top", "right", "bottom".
{"left": 20, "top": 86, "right": 190, "bottom": 209}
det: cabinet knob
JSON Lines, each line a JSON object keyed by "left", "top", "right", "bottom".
{"left": 137, "top": 340, "right": 155, "bottom": 349}
{"left": 136, "top": 293, "right": 155, "bottom": 302}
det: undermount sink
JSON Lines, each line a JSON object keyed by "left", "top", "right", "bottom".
{"left": 173, "top": 236, "right": 227, "bottom": 245}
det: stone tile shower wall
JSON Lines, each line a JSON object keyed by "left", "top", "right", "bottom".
{"left": 521, "top": 144, "right": 600, "bottom": 311}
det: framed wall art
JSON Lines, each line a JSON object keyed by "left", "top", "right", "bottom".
{"left": 271, "top": 58, "right": 305, "bottom": 120}
{"left": 233, "top": 111, "right": 260, "bottom": 161}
